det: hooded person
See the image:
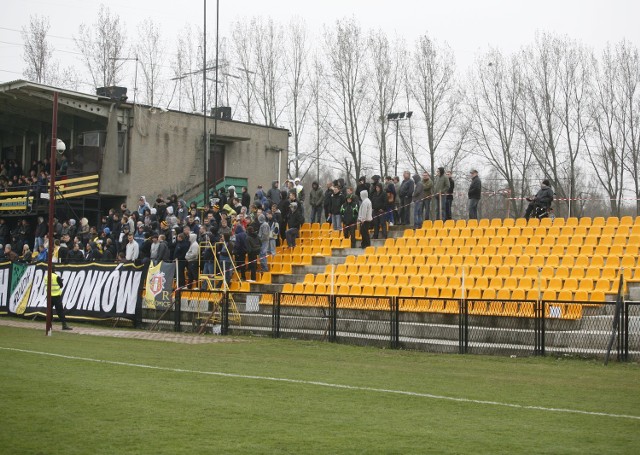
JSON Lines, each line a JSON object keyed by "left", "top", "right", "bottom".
{"left": 184, "top": 233, "right": 199, "bottom": 288}
{"left": 308, "top": 181, "right": 325, "bottom": 224}
{"left": 340, "top": 192, "right": 360, "bottom": 248}
{"left": 357, "top": 190, "right": 373, "bottom": 248}
{"left": 245, "top": 225, "right": 261, "bottom": 281}
{"left": 257, "top": 214, "right": 270, "bottom": 273}
{"left": 137, "top": 196, "right": 151, "bottom": 217}
{"left": 412, "top": 174, "right": 425, "bottom": 229}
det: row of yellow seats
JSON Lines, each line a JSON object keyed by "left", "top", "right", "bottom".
{"left": 409, "top": 224, "right": 640, "bottom": 242}
{"left": 281, "top": 282, "right": 605, "bottom": 307}
{"left": 394, "top": 232, "right": 640, "bottom": 249}
{"left": 289, "top": 281, "right": 608, "bottom": 300}
{"left": 311, "top": 273, "right": 621, "bottom": 294}
{"left": 398, "top": 299, "right": 583, "bottom": 319}
{"left": 378, "top": 244, "right": 640, "bottom": 259}
{"left": 390, "top": 234, "right": 640, "bottom": 250}
{"left": 416, "top": 215, "right": 638, "bottom": 231}
{"left": 326, "top": 263, "right": 635, "bottom": 283}
{"left": 342, "top": 252, "right": 636, "bottom": 270}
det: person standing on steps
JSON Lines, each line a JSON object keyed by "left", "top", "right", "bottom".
{"left": 358, "top": 190, "right": 373, "bottom": 249}
{"left": 468, "top": 169, "right": 482, "bottom": 220}
{"left": 44, "top": 267, "right": 72, "bottom": 330}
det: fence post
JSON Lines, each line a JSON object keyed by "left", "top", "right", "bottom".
{"left": 534, "top": 300, "right": 546, "bottom": 356}
{"left": 174, "top": 289, "right": 182, "bottom": 333}
{"left": 390, "top": 297, "right": 399, "bottom": 349}
{"left": 329, "top": 294, "right": 337, "bottom": 342}
{"left": 221, "top": 290, "right": 229, "bottom": 335}
{"left": 272, "top": 292, "right": 280, "bottom": 338}
{"left": 458, "top": 298, "right": 468, "bottom": 354}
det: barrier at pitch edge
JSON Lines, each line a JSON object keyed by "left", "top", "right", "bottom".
{"left": 4, "top": 262, "right": 144, "bottom": 320}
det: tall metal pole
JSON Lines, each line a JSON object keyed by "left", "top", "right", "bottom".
{"left": 45, "top": 92, "right": 59, "bottom": 336}
{"left": 394, "top": 120, "right": 399, "bottom": 177}
{"left": 212, "top": 0, "right": 219, "bottom": 194}
{"left": 203, "top": 0, "right": 208, "bottom": 208}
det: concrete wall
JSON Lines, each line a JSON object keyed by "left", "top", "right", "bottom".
{"left": 104, "top": 106, "right": 288, "bottom": 207}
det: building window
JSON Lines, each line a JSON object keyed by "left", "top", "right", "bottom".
{"left": 117, "top": 130, "right": 127, "bottom": 173}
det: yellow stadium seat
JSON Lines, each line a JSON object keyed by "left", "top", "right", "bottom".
{"left": 526, "top": 290, "right": 540, "bottom": 301}
{"left": 542, "top": 290, "right": 557, "bottom": 301}
{"left": 590, "top": 291, "right": 606, "bottom": 302}
{"left": 555, "top": 267, "right": 569, "bottom": 279}
{"left": 569, "top": 267, "right": 585, "bottom": 279}
{"left": 514, "top": 218, "right": 527, "bottom": 227}
{"left": 512, "top": 266, "right": 525, "bottom": 278}
{"left": 578, "top": 217, "right": 592, "bottom": 227}
{"left": 547, "top": 278, "right": 563, "bottom": 291}
{"left": 574, "top": 290, "right": 589, "bottom": 302}
{"left": 564, "top": 278, "right": 578, "bottom": 291}
{"left": 496, "top": 289, "right": 511, "bottom": 300}
{"left": 467, "top": 288, "right": 482, "bottom": 299}
{"left": 426, "top": 287, "right": 440, "bottom": 298}
{"left": 606, "top": 216, "right": 620, "bottom": 227}
{"left": 531, "top": 255, "right": 545, "bottom": 267}
{"left": 511, "top": 289, "right": 526, "bottom": 301}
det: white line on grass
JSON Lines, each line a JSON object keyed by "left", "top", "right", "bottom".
{"left": 2, "top": 346, "right": 639, "bottom": 421}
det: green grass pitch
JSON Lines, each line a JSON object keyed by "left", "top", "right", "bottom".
{"left": 0, "top": 325, "right": 638, "bottom": 454}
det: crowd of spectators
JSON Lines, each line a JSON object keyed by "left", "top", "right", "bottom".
{"left": 0, "top": 168, "right": 480, "bottom": 287}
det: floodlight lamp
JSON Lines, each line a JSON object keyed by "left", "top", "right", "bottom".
{"left": 398, "top": 112, "right": 405, "bottom": 119}
{"left": 406, "top": 111, "right": 413, "bottom": 119}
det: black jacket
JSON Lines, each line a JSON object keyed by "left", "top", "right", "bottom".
{"left": 330, "top": 192, "right": 345, "bottom": 215}
{"left": 370, "top": 189, "right": 387, "bottom": 212}
{"left": 468, "top": 176, "right": 482, "bottom": 199}
{"left": 288, "top": 208, "right": 304, "bottom": 229}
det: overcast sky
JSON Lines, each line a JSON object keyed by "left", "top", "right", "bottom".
{"left": 1, "top": 0, "right": 639, "bottom": 87}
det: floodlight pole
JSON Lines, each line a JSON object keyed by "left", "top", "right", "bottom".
{"left": 203, "top": 0, "right": 208, "bottom": 210}
{"left": 45, "top": 92, "right": 59, "bottom": 336}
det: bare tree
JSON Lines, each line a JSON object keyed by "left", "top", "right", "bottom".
{"left": 323, "top": 18, "right": 372, "bottom": 182}
{"left": 409, "top": 34, "right": 463, "bottom": 176}
{"left": 617, "top": 40, "right": 640, "bottom": 216}
{"left": 585, "top": 45, "right": 626, "bottom": 216}
{"left": 369, "top": 30, "right": 406, "bottom": 178}
{"left": 519, "top": 33, "right": 591, "bottom": 217}
{"left": 285, "top": 17, "right": 313, "bottom": 179}
{"left": 136, "top": 18, "right": 165, "bottom": 106}
{"left": 468, "top": 50, "right": 533, "bottom": 216}
{"left": 252, "top": 17, "right": 286, "bottom": 127}
{"left": 74, "top": 4, "right": 127, "bottom": 88}
{"left": 309, "top": 53, "right": 330, "bottom": 183}
{"left": 230, "top": 19, "right": 258, "bottom": 123}
{"left": 21, "top": 15, "right": 55, "bottom": 84}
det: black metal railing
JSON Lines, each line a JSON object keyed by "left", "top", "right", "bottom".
{"left": 145, "top": 290, "right": 638, "bottom": 362}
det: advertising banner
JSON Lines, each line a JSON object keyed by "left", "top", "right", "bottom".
{"left": 143, "top": 261, "right": 175, "bottom": 310}
{"left": 8, "top": 262, "right": 144, "bottom": 320}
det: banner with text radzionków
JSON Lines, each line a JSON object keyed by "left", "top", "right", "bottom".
{"left": 8, "top": 262, "right": 144, "bottom": 320}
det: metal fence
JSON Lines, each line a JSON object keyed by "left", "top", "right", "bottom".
{"left": 151, "top": 290, "right": 638, "bottom": 361}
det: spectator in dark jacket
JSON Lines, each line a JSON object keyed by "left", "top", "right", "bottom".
{"left": 398, "top": 171, "right": 414, "bottom": 225}
{"left": 285, "top": 202, "right": 304, "bottom": 248}
{"left": 233, "top": 225, "right": 247, "bottom": 280}
{"left": 308, "top": 181, "right": 325, "bottom": 224}
{"left": 468, "top": 170, "right": 482, "bottom": 220}
{"left": 330, "top": 185, "right": 345, "bottom": 231}
{"left": 370, "top": 182, "right": 387, "bottom": 239}
{"left": 525, "top": 179, "right": 554, "bottom": 220}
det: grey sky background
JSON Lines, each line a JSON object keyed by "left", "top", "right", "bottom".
{"left": 1, "top": 0, "right": 639, "bottom": 86}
